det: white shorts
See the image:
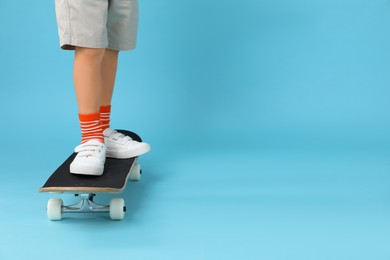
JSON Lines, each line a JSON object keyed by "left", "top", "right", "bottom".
{"left": 55, "top": 0, "right": 138, "bottom": 51}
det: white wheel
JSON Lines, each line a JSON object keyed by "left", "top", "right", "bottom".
{"left": 110, "top": 198, "right": 125, "bottom": 220}
{"left": 47, "top": 198, "right": 63, "bottom": 221}
{"left": 129, "top": 163, "right": 141, "bottom": 181}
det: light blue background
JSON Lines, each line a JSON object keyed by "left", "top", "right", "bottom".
{"left": 1, "top": 0, "right": 390, "bottom": 259}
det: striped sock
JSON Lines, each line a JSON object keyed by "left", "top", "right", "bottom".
{"left": 79, "top": 112, "right": 104, "bottom": 143}
{"left": 100, "top": 105, "right": 111, "bottom": 132}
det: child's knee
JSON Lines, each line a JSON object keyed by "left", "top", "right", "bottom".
{"left": 75, "top": 47, "right": 106, "bottom": 61}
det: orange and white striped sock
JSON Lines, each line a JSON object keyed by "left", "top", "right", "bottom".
{"left": 79, "top": 112, "right": 104, "bottom": 144}
{"left": 100, "top": 105, "right": 111, "bottom": 132}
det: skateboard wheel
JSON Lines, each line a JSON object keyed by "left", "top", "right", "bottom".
{"left": 109, "top": 198, "right": 125, "bottom": 220}
{"left": 129, "top": 163, "right": 141, "bottom": 181}
{"left": 47, "top": 198, "right": 63, "bottom": 221}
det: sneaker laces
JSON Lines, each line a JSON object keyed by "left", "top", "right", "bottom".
{"left": 75, "top": 142, "right": 103, "bottom": 158}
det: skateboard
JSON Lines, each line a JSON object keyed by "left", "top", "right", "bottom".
{"left": 39, "top": 130, "right": 143, "bottom": 221}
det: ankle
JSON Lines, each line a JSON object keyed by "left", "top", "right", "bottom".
{"left": 100, "top": 105, "right": 111, "bottom": 131}
{"left": 79, "top": 112, "right": 104, "bottom": 144}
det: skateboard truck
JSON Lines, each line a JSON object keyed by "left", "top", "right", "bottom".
{"left": 66, "top": 193, "right": 126, "bottom": 213}
{"left": 47, "top": 193, "right": 126, "bottom": 221}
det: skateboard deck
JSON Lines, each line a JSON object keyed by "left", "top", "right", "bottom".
{"left": 39, "top": 129, "right": 141, "bottom": 193}
{"left": 39, "top": 130, "right": 144, "bottom": 221}
{"left": 39, "top": 156, "right": 137, "bottom": 193}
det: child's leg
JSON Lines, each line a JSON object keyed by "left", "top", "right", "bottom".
{"left": 73, "top": 46, "right": 106, "bottom": 144}
{"left": 101, "top": 49, "right": 119, "bottom": 107}
{"left": 100, "top": 49, "right": 119, "bottom": 131}
{"left": 70, "top": 46, "right": 107, "bottom": 175}
{"left": 74, "top": 47, "right": 106, "bottom": 114}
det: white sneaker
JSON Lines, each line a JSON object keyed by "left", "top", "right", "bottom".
{"left": 70, "top": 140, "right": 106, "bottom": 176}
{"left": 103, "top": 128, "right": 151, "bottom": 159}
